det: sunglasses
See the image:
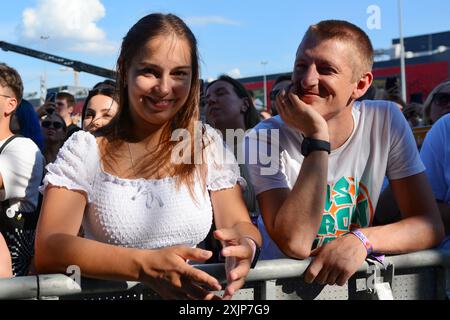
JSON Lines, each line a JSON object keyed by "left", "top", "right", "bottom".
{"left": 45, "top": 107, "right": 55, "bottom": 115}
{"left": 433, "top": 92, "right": 450, "bottom": 107}
{"left": 42, "top": 120, "right": 64, "bottom": 129}
{"left": 269, "top": 89, "right": 281, "bottom": 101}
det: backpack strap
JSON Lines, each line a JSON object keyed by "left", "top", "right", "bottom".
{"left": 0, "top": 134, "right": 22, "bottom": 154}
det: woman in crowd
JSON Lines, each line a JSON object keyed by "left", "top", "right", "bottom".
{"left": 82, "top": 81, "right": 119, "bottom": 132}
{"left": 41, "top": 112, "right": 67, "bottom": 165}
{"left": 35, "top": 13, "right": 261, "bottom": 300}
{"left": 423, "top": 80, "right": 450, "bottom": 126}
{"left": 204, "top": 77, "right": 260, "bottom": 207}
{"left": 203, "top": 75, "right": 261, "bottom": 262}
{"left": 205, "top": 75, "right": 260, "bottom": 140}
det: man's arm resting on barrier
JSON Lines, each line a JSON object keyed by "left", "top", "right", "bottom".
{"left": 303, "top": 172, "right": 445, "bottom": 286}
{"left": 258, "top": 150, "right": 329, "bottom": 260}
{"left": 361, "top": 172, "right": 445, "bottom": 254}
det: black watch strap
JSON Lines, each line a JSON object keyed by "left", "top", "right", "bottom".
{"left": 243, "top": 236, "right": 261, "bottom": 269}
{"left": 301, "top": 137, "right": 330, "bottom": 157}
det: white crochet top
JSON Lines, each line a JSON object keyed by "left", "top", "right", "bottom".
{"left": 41, "top": 126, "right": 245, "bottom": 249}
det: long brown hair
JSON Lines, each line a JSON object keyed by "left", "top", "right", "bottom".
{"left": 100, "top": 13, "right": 204, "bottom": 192}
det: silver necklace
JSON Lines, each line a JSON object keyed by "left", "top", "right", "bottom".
{"left": 127, "top": 142, "right": 138, "bottom": 178}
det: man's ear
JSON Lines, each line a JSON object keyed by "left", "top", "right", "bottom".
{"left": 4, "top": 97, "right": 18, "bottom": 116}
{"left": 68, "top": 106, "right": 74, "bottom": 114}
{"left": 241, "top": 98, "right": 250, "bottom": 112}
{"left": 352, "top": 72, "right": 373, "bottom": 100}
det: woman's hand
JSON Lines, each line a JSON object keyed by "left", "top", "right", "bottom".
{"left": 137, "top": 246, "right": 222, "bottom": 300}
{"left": 214, "top": 228, "right": 255, "bottom": 300}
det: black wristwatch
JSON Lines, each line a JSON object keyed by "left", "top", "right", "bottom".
{"left": 244, "top": 236, "right": 261, "bottom": 269}
{"left": 251, "top": 244, "right": 261, "bottom": 269}
{"left": 301, "top": 137, "right": 331, "bottom": 157}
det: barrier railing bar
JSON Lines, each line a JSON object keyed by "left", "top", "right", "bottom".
{"left": 0, "top": 249, "right": 449, "bottom": 300}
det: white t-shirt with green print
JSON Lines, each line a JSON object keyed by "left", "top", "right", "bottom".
{"left": 244, "top": 100, "right": 424, "bottom": 259}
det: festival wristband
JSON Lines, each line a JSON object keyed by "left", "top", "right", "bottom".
{"left": 348, "top": 229, "right": 373, "bottom": 255}
{"left": 347, "top": 229, "right": 385, "bottom": 265}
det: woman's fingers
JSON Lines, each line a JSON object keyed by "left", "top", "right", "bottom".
{"left": 223, "top": 277, "right": 246, "bottom": 300}
{"left": 170, "top": 247, "right": 221, "bottom": 291}
{"left": 222, "top": 244, "right": 251, "bottom": 260}
{"left": 181, "top": 277, "right": 222, "bottom": 300}
{"left": 227, "top": 260, "right": 250, "bottom": 282}
{"left": 182, "top": 264, "right": 222, "bottom": 291}
{"left": 213, "top": 228, "right": 238, "bottom": 243}
{"left": 178, "top": 246, "right": 213, "bottom": 263}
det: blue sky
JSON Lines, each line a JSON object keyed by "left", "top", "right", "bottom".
{"left": 0, "top": 0, "right": 449, "bottom": 97}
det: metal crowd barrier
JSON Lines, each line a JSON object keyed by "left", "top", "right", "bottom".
{"left": 1, "top": 249, "right": 449, "bottom": 300}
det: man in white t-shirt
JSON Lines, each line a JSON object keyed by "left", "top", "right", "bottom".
{"left": 244, "top": 20, "right": 444, "bottom": 286}
{"left": 0, "top": 63, "right": 44, "bottom": 276}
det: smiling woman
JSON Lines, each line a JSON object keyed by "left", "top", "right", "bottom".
{"left": 81, "top": 81, "right": 119, "bottom": 132}
{"left": 34, "top": 13, "right": 261, "bottom": 300}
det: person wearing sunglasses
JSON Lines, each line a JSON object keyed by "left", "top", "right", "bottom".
{"left": 423, "top": 80, "right": 450, "bottom": 126}
{"left": 269, "top": 74, "right": 292, "bottom": 117}
{"left": 41, "top": 113, "right": 67, "bottom": 165}
{"left": 81, "top": 81, "right": 119, "bottom": 133}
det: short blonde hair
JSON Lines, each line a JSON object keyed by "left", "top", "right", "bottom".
{"left": 305, "top": 20, "right": 374, "bottom": 81}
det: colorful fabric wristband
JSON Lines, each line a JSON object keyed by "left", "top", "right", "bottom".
{"left": 348, "top": 229, "right": 386, "bottom": 265}
{"left": 349, "top": 229, "right": 373, "bottom": 255}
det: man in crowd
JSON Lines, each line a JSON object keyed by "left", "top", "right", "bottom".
{"left": 0, "top": 63, "right": 44, "bottom": 276}
{"left": 55, "top": 91, "right": 80, "bottom": 139}
{"left": 244, "top": 20, "right": 444, "bottom": 286}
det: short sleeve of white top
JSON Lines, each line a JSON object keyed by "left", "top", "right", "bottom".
{"left": 244, "top": 100, "right": 424, "bottom": 252}
{"left": 41, "top": 126, "right": 244, "bottom": 249}
{"left": 0, "top": 136, "right": 44, "bottom": 212}
{"left": 420, "top": 113, "right": 450, "bottom": 203}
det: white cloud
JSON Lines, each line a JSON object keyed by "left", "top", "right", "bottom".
{"left": 17, "top": 0, "right": 117, "bottom": 55}
{"left": 226, "top": 68, "right": 241, "bottom": 78}
{"left": 185, "top": 16, "right": 241, "bottom": 27}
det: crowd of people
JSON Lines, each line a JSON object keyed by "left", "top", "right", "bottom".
{"left": 0, "top": 13, "right": 449, "bottom": 299}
